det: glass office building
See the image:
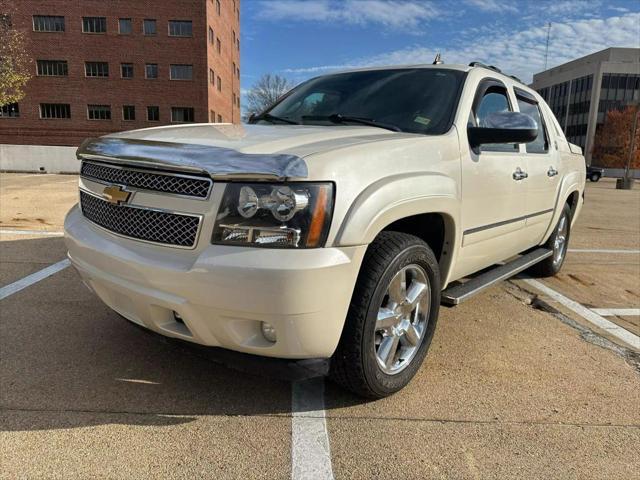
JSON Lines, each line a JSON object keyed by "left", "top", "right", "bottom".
{"left": 531, "top": 48, "right": 639, "bottom": 164}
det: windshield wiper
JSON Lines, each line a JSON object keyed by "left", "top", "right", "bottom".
{"left": 301, "top": 114, "right": 402, "bottom": 132}
{"left": 251, "top": 112, "right": 298, "bottom": 125}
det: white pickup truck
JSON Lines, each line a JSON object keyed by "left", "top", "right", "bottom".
{"left": 64, "top": 62, "right": 585, "bottom": 398}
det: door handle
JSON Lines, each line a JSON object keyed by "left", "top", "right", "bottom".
{"left": 513, "top": 168, "right": 528, "bottom": 181}
{"left": 547, "top": 166, "right": 559, "bottom": 177}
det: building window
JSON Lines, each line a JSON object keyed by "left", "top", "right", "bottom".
{"left": 168, "top": 20, "right": 192, "bottom": 37}
{"left": 40, "top": 103, "right": 71, "bottom": 119}
{"left": 121, "top": 63, "right": 134, "bottom": 78}
{"left": 171, "top": 107, "right": 195, "bottom": 123}
{"left": 33, "top": 15, "right": 65, "bottom": 32}
{"left": 170, "top": 64, "right": 193, "bottom": 80}
{"left": 216, "top": 0, "right": 221, "bottom": 15}
{"left": 216, "top": 38, "right": 221, "bottom": 54}
{"left": 123, "top": 105, "right": 136, "bottom": 121}
{"left": 209, "top": 68, "right": 214, "bottom": 84}
{"left": 233, "top": 30, "right": 236, "bottom": 45}
{"left": 85, "top": 62, "right": 109, "bottom": 77}
{"left": 119, "top": 18, "right": 132, "bottom": 34}
{"left": 217, "top": 75, "right": 221, "bottom": 91}
{"left": 232, "top": 92, "right": 236, "bottom": 106}
{"left": 217, "top": 114, "right": 222, "bottom": 123}
{"left": 82, "top": 17, "right": 107, "bottom": 33}
{"left": 145, "top": 63, "right": 158, "bottom": 79}
{"left": 210, "top": 110, "right": 215, "bottom": 122}
{"left": 237, "top": 39, "right": 240, "bottom": 51}
{"left": 147, "top": 106, "right": 160, "bottom": 121}
{"left": 143, "top": 19, "right": 157, "bottom": 35}
{"left": 87, "top": 104, "right": 111, "bottom": 120}
{"left": 36, "top": 60, "right": 68, "bottom": 76}
{"left": 237, "top": 96, "right": 240, "bottom": 108}
{"left": 208, "top": 26, "right": 214, "bottom": 44}
{"left": 0, "top": 103, "right": 20, "bottom": 118}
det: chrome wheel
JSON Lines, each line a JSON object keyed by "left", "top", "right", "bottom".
{"left": 553, "top": 214, "right": 568, "bottom": 265}
{"left": 374, "top": 264, "right": 431, "bottom": 375}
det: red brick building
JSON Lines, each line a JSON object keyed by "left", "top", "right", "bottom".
{"left": 0, "top": 0, "right": 241, "bottom": 146}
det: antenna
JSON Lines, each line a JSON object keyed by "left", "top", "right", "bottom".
{"left": 432, "top": 53, "right": 443, "bottom": 65}
{"left": 544, "top": 22, "right": 551, "bottom": 70}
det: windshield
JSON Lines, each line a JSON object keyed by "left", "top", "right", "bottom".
{"left": 255, "top": 68, "right": 465, "bottom": 135}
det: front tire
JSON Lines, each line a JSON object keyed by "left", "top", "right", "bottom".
{"left": 590, "top": 173, "right": 601, "bottom": 182}
{"left": 528, "top": 203, "right": 571, "bottom": 277}
{"left": 330, "top": 232, "right": 440, "bottom": 398}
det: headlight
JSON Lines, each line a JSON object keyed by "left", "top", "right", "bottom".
{"left": 212, "top": 182, "right": 334, "bottom": 248}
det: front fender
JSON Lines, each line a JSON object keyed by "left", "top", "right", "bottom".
{"left": 334, "top": 172, "right": 461, "bottom": 285}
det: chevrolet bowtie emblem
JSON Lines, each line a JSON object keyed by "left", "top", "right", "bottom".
{"left": 102, "top": 185, "right": 131, "bottom": 205}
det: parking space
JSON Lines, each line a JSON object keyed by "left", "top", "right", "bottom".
{"left": 1, "top": 174, "right": 639, "bottom": 479}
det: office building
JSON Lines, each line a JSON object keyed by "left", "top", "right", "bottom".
{"left": 0, "top": 0, "right": 241, "bottom": 146}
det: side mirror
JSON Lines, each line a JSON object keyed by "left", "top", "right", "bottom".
{"left": 468, "top": 111, "right": 538, "bottom": 149}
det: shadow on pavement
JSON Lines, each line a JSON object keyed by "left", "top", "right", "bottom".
{"left": 0, "top": 237, "right": 366, "bottom": 433}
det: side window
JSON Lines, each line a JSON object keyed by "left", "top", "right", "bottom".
{"left": 473, "top": 86, "right": 517, "bottom": 152}
{"left": 517, "top": 97, "right": 548, "bottom": 153}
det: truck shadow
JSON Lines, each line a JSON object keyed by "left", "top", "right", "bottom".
{"left": 0, "top": 236, "right": 366, "bottom": 433}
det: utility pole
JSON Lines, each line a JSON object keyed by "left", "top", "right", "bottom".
{"left": 544, "top": 22, "right": 551, "bottom": 70}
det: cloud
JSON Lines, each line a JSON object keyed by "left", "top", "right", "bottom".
{"left": 464, "top": 0, "right": 517, "bottom": 13}
{"left": 256, "top": 0, "right": 439, "bottom": 31}
{"left": 281, "top": 12, "right": 640, "bottom": 83}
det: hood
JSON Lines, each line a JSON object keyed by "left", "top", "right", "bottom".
{"left": 108, "top": 123, "right": 402, "bottom": 157}
{"left": 77, "top": 123, "right": 406, "bottom": 180}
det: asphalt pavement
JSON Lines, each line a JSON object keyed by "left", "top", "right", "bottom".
{"left": 1, "top": 174, "right": 638, "bottom": 479}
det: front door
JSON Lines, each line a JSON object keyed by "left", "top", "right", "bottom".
{"left": 454, "top": 79, "right": 530, "bottom": 279}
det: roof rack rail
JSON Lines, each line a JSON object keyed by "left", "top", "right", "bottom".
{"left": 468, "top": 61, "right": 502, "bottom": 73}
{"left": 469, "top": 61, "right": 524, "bottom": 85}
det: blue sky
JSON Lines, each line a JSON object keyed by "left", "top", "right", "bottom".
{"left": 240, "top": 0, "right": 640, "bottom": 96}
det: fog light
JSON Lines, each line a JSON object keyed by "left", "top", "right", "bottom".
{"left": 261, "top": 321, "right": 277, "bottom": 342}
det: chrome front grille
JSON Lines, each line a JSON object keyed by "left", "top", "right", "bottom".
{"left": 81, "top": 161, "right": 212, "bottom": 198}
{"left": 79, "top": 191, "right": 201, "bottom": 248}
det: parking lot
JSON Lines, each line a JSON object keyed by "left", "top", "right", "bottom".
{"left": 1, "top": 174, "right": 639, "bottom": 479}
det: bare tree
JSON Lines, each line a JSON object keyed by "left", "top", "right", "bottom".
{"left": 0, "top": 1, "right": 31, "bottom": 107}
{"left": 245, "top": 74, "right": 293, "bottom": 119}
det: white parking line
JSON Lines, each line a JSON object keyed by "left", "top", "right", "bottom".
{"left": 0, "top": 228, "right": 64, "bottom": 237}
{"left": 567, "top": 248, "right": 640, "bottom": 254}
{"left": 522, "top": 278, "right": 640, "bottom": 350}
{"left": 0, "top": 259, "right": 70, "bottom": 301}
{"left": 291, "top": 377, "right": 334, "bottom": 480}
{"left": 591, "top": 308, "right": 640, "bottom": 317}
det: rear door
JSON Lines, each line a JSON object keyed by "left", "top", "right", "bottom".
{"left": 514, "top": 88, "right": 559, "bottom": 244}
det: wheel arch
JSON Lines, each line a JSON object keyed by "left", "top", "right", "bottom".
{"left": 334, "top": 172, "right": 461, "bottom": 287}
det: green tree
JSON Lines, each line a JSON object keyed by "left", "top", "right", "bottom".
{"left": 0, "top": 2, "right": 31, "bottom": 106}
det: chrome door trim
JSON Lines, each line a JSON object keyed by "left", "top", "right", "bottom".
{"left": 463, "top": 208, "right": 554, "bottom": 236}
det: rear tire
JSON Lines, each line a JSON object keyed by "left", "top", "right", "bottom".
{"left": 527, "top": 203, "right": 571, "bottom": 277}
{"left": 330, "top": 231, "right": 440, "bottom": 399}
{"left": 590, "top": 173, "right": 601, "bottom": 182}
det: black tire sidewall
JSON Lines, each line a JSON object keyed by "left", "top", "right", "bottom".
{"left": 590, "top": 173, "right": 600, "bottom": 182}
{"left": 547, "top": 204, "right": 572, "bottom": 274}
{"left": 361, "top": 243, "right": 440, "bottom": 397}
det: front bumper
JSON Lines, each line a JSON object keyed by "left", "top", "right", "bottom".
{"left": 64, "top": 205, "right": 366, "bottom": 359}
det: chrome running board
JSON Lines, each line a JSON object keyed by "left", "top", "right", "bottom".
{"left": 441, "top": 248, "right": 553, "bottom": 306}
